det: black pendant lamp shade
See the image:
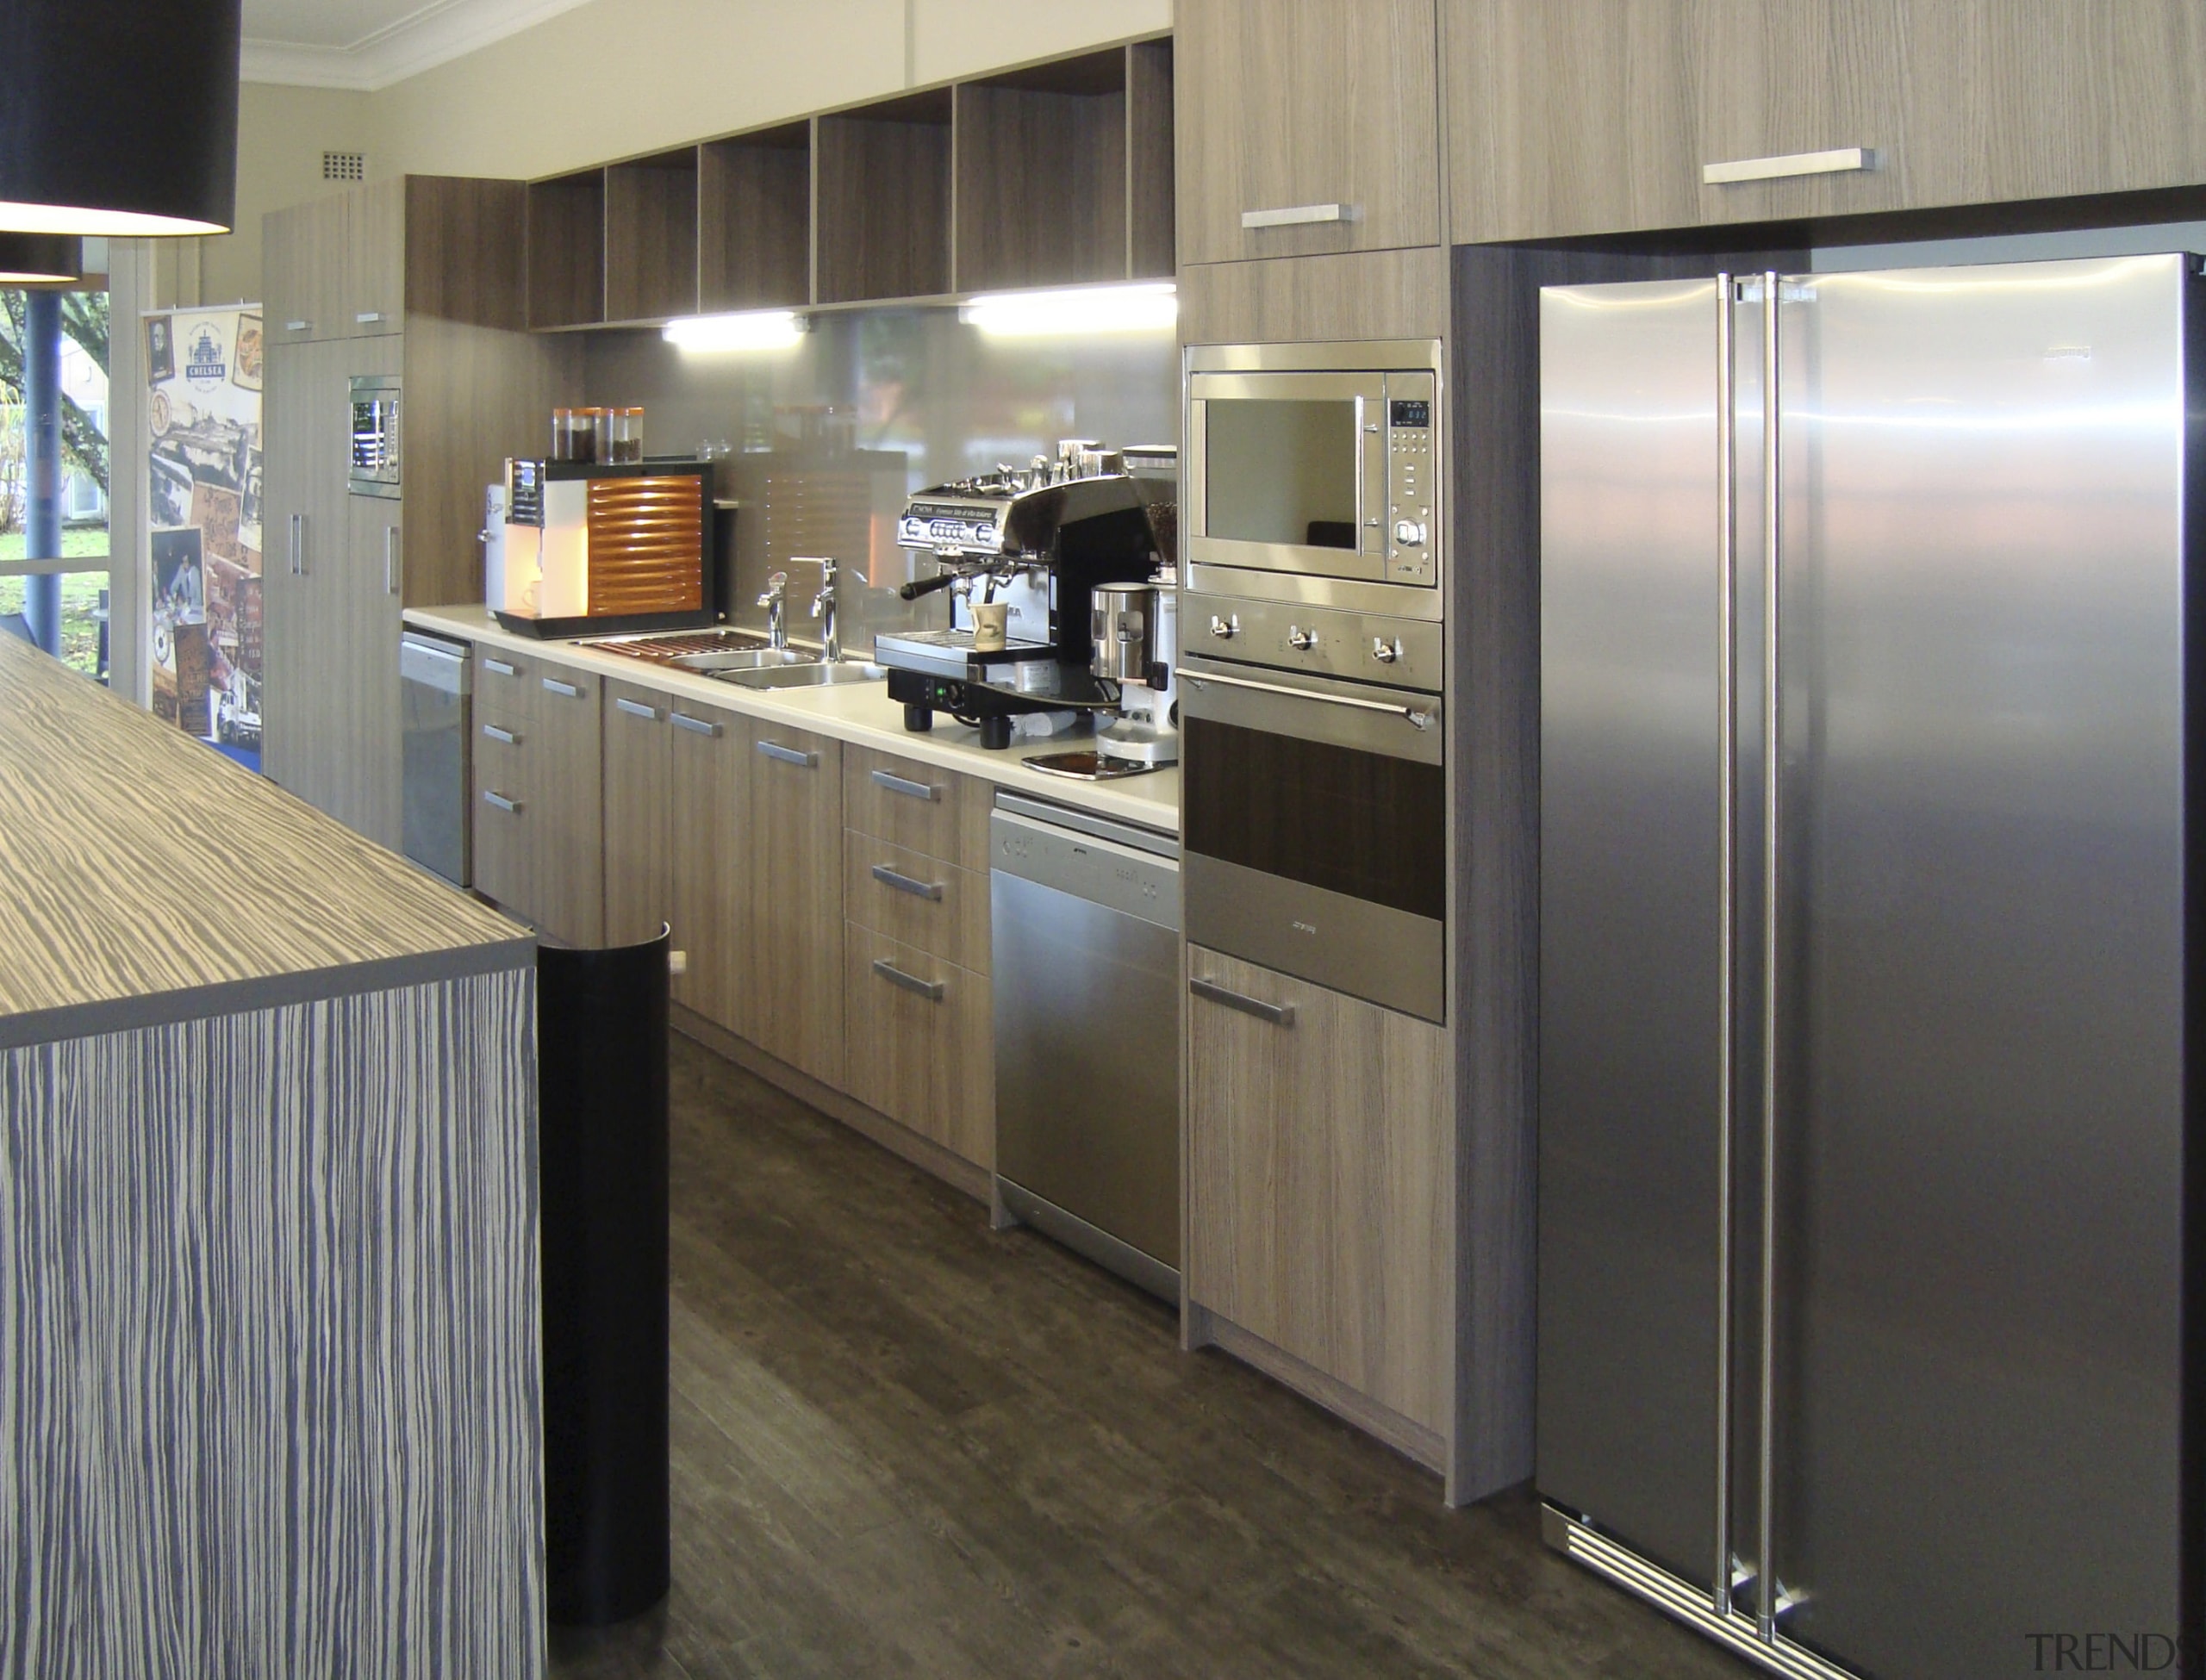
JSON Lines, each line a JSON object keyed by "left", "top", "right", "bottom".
{"left": 0, "top": 0, "right": 241, "bottom": 236}
{"left": 0, "top": 233, "right": 80, "bottom": 283}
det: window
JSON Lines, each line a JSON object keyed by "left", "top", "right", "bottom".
{"left": 0, "top": 283, "right": 111, "bottom": 681}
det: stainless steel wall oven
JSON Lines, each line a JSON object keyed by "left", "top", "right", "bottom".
{"left": 1179, "top": 339, "right": 1446, "bottom": 1024}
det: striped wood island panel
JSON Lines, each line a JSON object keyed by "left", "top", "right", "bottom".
{"left": 0, "top": 969, "right": 542, "bottom": 1678}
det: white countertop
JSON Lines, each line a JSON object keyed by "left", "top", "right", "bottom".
{"left": 405, "top": 604, "right": 1181, "bottom": 836}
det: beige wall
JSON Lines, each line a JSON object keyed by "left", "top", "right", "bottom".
{"left": 363, "top": 0, "right": 1172, "bottom": 181}
{"left": 223, "top": 0, "right": 1168, "bottom": 300}
{"left": 197, "top": 83, "right": 375, "bottom": 306}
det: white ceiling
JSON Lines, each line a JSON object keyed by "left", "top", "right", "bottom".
{"left": 240, "top": 0, "right": 598, "bottom": 90}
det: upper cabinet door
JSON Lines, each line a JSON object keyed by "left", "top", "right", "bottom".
{"left": 1446, "top": 0, "right": 1732, "bottom": 243}
{"left": 1449, "top": 0, "right": 2206, "bottom": 243}
{"left": 1178, "top": 0, "right": 1443, "bottom": 264}
{"left": 264, "top": 194, "right": 351, "bottom": 344}
{"left": 346, "top": 177, "right": 407, "bottom": 336}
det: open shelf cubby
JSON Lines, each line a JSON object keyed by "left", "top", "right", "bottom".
{"left": 520, "top": 34, "right": 1172, "bottom": 326}
{"left": 813, "top": 89, "right": 953, "bottom": 305}
{"left": 606, "top": 148, "right": 701, "bottom": 321}
{"left": 526, "top": 168, "right": 607, "bottom": 329}
{"left": 700, "top": 121, "right": 812, "bottom": 312}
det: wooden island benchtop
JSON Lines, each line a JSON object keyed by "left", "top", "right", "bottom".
{"left": 0, "top": 635, "right": 545, "bottom": 1680}
{"left": 0, "top": 629, "right": 528, "bottom": 1044}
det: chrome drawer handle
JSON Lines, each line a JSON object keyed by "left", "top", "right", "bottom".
{"left": 614, "top": 696, "right": 659, "bottom": 720}
{"left": 482, "top": 657, "right": 517, "bottom": 676}
{"left": 1240, "top": 202, "right": 1359, "bottom": 229}
{"left": 872, "top": 863, "right": 945, "bottom": 902}
{"left": 355, "top": 311, "right": 385, "bottom": 324}
{"left": 482, "top": 790, "right": 522, "bottom": 814}
{"left": 1190, "top": 976, "right": 1295, "bottom": 1028}
{"left": 542, "top": 676, "right": 582, "bottom": 698}
{"left": 1703, "top": 146, "right": 1875, "bottom": 186}
{"left": 284, "top": 319, "right": 311, "bottom": 332}
{"left": 869, "top": 768, "right": 939, "bottom": 802}
{"left": 481, "top": 723, "right": 519, "bottom": 745}
{"left": 873, "top": 958, "right": 945, "bottom": 1002}
{"left": 670, "top": 712, "right": 721, "bottom": 737}
{"left": 757, "top": 740, "right": 819, "bottom": 768}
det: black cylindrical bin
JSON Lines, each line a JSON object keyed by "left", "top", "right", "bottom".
{"left": 539, "top": 927, "right": 670, "bottom": 1626}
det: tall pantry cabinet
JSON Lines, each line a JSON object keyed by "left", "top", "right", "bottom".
{"left": 261, "top": 176, "right": 574, "bottom": 847}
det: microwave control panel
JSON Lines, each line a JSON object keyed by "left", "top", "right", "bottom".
{"left": 1385, "top": 372, "right": 1436, "bottom": 585}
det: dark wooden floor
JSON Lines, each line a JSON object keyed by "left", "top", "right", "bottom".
{"left": 549, "top": 1036, "right": 1748, "bottom": 1680}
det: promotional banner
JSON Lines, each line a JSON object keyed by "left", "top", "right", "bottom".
{"left": 145, "top": 306, "right": 262, "bottom": 766}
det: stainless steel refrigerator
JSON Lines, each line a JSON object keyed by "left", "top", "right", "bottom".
{"left": 1537, "top": 253, "right": 2198, "bottom": 1680}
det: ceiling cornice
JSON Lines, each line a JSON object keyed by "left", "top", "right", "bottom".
{"left": 240, "top": 0, "right": 599, "bottom": 93}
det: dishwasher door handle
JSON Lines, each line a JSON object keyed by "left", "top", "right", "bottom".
{"left": 1190, "top": 976, "right": 1296, "bottom": 1028}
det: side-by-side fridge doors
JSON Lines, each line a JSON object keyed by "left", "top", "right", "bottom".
{"left": 1539, "top": 255, "right": 2192, "bottom": 1680}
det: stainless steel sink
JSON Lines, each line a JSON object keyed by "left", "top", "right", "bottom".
{"left": 713, "top": 660, "right": 888, "bottom": 691}
{"left": 672, "top": 647, "right": 816, "bottom": 673}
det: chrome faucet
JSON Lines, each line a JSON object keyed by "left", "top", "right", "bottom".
{"left": 757, "top": 570, "right": 789, "bottom": 650}
{"left": 807, "top": 556, "right": 840, "bottom": 662}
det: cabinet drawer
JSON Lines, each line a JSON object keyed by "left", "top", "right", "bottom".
{"left": 471, "top": 722, "right": 533, "bottom": 918}
{"left": 842, "top": 832, "right": 988, "bottom": 973}
{"left": 842, "top": 744, "right": 988, "bottom": 871}
{"left": 472, "top": 646, "right": 539, "bottom": 723}
{"left": 844, "top": 926, "right": 992, "bottom": 1169}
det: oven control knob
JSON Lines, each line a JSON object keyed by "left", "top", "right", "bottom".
{"left": 1371, "top": 637, "right": 1403, "bottom": 664}
{"left": 1287, "top": 625, "right": 1318, "bottom": 651}
{"left": 1209, "top": 613, "right": 1239, "bottom": 639}
{"left": 1394, "top": 519, "right": 1427, "bottom": 547}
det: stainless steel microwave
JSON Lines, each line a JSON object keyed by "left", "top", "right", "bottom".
{"left": 348, "top": 374, "right": 401, "bottom": 498}
{"left": 1185, "top": 339, "right": 1441, "bottom": 617}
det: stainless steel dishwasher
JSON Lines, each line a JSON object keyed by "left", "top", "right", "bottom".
{"left": 991, "top": 792, "right": 1181, "bottom": 1301}
{"left": 399, "top": 628, "right": 471, "bottom": 887}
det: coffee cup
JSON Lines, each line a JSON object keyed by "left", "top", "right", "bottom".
{"left": 972, "top": 600, "right": 1009, "bottom": 652}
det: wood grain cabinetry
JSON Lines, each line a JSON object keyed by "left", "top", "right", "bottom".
{"left": 1176, "top": 0, "right": 1441, "bottom": 264}
{"left": 1445, "top": 0, "right": 2206, "bottom": 242}
{"left": 738, "top": 719, "right": 843, "bottom": 1085}
{"left": 843, "top": 925, "right": 993, "bottom": 1168}
{"left": 603, "top": 678, "right": 675, "bottom": 947}
{"left": 264, "top": 193, "right": 350, "bottom": 345}
{"left": 531, "top": 663, "right": 606, "bottom": 948}
{"left": 839, "top": 745, "right": 993, "bottom": 1167}
{"left": 263, "top": 177, "right": 573, "bottom": 847}
{"left": 666, "top": 698, "right": 745, "bottom": 1027}
{"left": 471, "top": 697, "right": 532, "bottom": 918}
{"left": 468, "top": 648, "right": 603, "bottom": 948}
{"left": 347, "top": 177, "right": 407, "bottom": 334}
{"left": 1185, "top": 947, "right": 1451, "bottom": 1439}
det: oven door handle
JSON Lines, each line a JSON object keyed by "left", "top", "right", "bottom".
{"left": 1180, "top": 666, "right": 1436, "bottom": 731}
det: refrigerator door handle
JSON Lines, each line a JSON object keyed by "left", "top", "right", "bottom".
{"left": 1756, "top": 269, "right": 1784, "bottom": 1643}
{"left": 1713, "top": 271, "right": 1738, "bottom": 1621}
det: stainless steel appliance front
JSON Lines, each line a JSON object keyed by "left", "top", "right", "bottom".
{"left": 1179, "top": 654, "right": 1443, "bottom": 1022}
{"left": 1185, "top": 339, "right": 1441, "bottom": 619}
{"left": 991, "top": 795, "right": 1181, "bottom": 1300}
{"left": 1539, "top": 255, "right": 2195, "bottom": 1680}
{"left": 399, "top": 629, "right": 470, "bottom": 887}
{"left": 348, "top": 374, "right": 401, "bottom": 499}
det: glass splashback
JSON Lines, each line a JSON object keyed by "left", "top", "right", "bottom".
{"left": 583, "top": 312, "right": 1178, "bottom": 655}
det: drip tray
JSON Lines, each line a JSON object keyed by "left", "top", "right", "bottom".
{"left": 1022, "top": 750, "right": 1161, "bottom": 781}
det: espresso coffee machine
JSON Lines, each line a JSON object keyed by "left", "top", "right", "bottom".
{"left": 876, "top": 440, "right": 1176, "bottom": 756}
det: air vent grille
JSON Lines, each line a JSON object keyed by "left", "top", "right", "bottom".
{"left": 321, "top": 151, "right": 365, "bottom": 183}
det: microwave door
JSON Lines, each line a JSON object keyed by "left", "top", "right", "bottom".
{"left": 1188, "top": 371, "right": 1387, "bottom": 583}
